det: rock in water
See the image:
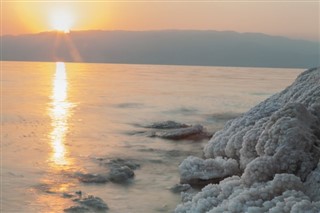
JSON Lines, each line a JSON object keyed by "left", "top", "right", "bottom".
{"left": 78, "top": 195, "right": 109, "bottom": 211}
{"left": 144, "top": 120, "right": 190, "bottom": 129}
{"left": 176, "top": 67, "right": 320, "bottom": 213}
{"left": 170, "top": 184, "right": 192, "bottom": 193}
{"left": 154, "top": 124, "right": 210, "bottom": 140}
{"left": 64, "top": 205, "right": 89, "bottom": 212}
{"left": 108, "top": 166, "right": 134, "bottom": 183}
{"left": 106, "top": 158, "right": 140, "bottom": 170}
{"left": 137, "top": 121, "right": 211, "bottom": 141}
{"left": 179, "top": 156, "right": 240, "bottom": 186}
{"left": 75, "top": 172, "right": 109, "bottom": 184}
{"left": 64, "top": 193, "right": 108, "bottom": 212}
{"left": 101, "top": 158, "right": 139, "bottom": 183}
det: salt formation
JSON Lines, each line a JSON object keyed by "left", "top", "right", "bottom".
{"left": 179, "top": 156, "right": 239, "bottom": 185}
{"left": 104, "top": 158, "right": 139, "bottom": 183}
{"left": 106, "top": 158, "right": 140, "bottom": 170}
{"left": 108, "top": 165, "right": 134, "bottom": 183}
{"left": 75, "top": 172, "right": 109, "bottom": 183}
{"left": 64, "top": 205, "right": 89, "bottom": 212}
{"left": 63, "top": 192, "right": 108, "bottom": 212}
{"left": 138, "top": 121, "right": 211, "bottom": 140}
{"left": 170, "top": 184, "right": 192, "bottom": 193}
{"left": 153, "top": 124, "right": 209, "bottom": 140}
{"left": 144, "top": 120, "right": 190, "bottom": 129}
{"left": 176, "top": 67, "right": 320, "bottom": 212}
{"left": 78, "top": 196, "right": 109, "bottom": 210}
{"left": 75, "top": 158, "right": 140, "bottom": 184}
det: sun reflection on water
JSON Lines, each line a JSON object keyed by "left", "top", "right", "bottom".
{"left": 49, "top": 62, "right": 73, "bottom": 167}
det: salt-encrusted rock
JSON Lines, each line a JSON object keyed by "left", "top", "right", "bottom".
{"left": 170, "top": 184, "right": 192, "bottom": 193}
{"left": 78, "top": 195, "right": 108, "bottom": 211}
{"left": 75, "top": 172, "right": 109, "bottom": 184}
{"left": 179, "top": 156, "right": 239, "bottom": 186}
{"left": 176, "top": 174, "right": 320, "bottom": 213}
{"left": 108, "top": 165, "right": 134, "bottom": 183}
{"left": 102, "top": 158, "right": 139, "bottom": 183}
{"left": 63, "top": 205, "right": 89, "bottom": 212}
{"left": 63, "top": 192, "right": 108, "bottom": 212}
{"left": 153, "top": 124, "right": 210, "bottom": 140}
{"left": 241, "top": 103, "right": 320, "bottom": 185}
{"left": 204, "top": 68, "right": 320, "bottom": 167}
{"left": 304, "top": 162, "right": 320, "bottom": 201}
{"left": 135, "top": 121, "right": 211, "bottom": 140}
{"left": 88, "top": 158, "right": 140, "bottom": 184}
{"left": 176, "top": 67, "right": 320, "bottom": 212}
{"left": 106, "top": 158, "right": 140, "bottom": 170}
{"left": 144, "top": 120, "right": 190, "bottom": 129}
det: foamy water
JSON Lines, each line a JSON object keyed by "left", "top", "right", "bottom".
{"left": 2, "top": 61, "right": 302, "bottom": 212}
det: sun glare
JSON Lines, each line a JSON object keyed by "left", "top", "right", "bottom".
{"left": 50, "top": 10, "right": 74, "bottom": 33}
{"left": 49, "top": 62, "right": 74, "bottom": 167}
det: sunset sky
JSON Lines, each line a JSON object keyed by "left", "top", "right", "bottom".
{"left": 2, "top": 1, "right": 319, "bottom": 41}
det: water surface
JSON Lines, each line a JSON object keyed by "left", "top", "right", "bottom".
{"left": 2, "top": 61, "right": 302, "bottom": 212}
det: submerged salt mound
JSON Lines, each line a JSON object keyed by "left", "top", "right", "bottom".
{"left": 74, "top": 158, "right": 140, "bottom": 184}
{"left": 106, "top": 158, "right": 140, "bottom": 170}
{"left": 176, "top": 67, "right": 320, "bottom": 212}
{"left": 108, "top": 165, "right": 134, "bottom": 183}
{"left": 170, "top": 184, "right": 192, "bottom": 193}
{"left": 64, "top": 205, "right": 89, "bottom": 212}
{"left": 78, "top": 195, "right": 109, "bottom": 211}
{"left": 153, "top": 124, "right": 210, "bottom": 140}
{"left": 135, "top": 120, "right": 211, "bottom": 140}
{"left": 63, "top": 192, "right": 108, "bottom": 212}
{"left": 105, "top": 158, "right": 139, "bottom": 183}
{"left": 75, "top": 172, "right": 109, "bottom": 184}
{"left": 144, "top": 120, "right": 190, "bottom": 129}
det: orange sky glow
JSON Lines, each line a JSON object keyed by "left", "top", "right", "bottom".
{"left": 2, "top": 1, "right": 319, "bottom": 41}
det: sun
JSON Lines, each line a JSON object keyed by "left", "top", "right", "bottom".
{"left": 50, "top": 9, "right": 74, "bottom": 33}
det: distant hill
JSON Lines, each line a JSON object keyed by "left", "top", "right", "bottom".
{"left": 2, "top": 30, "right": 319, "bottom": 68}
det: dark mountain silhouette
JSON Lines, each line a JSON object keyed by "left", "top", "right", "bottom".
{"left": 2, "top": 30, "right": 319, "bottom": 68}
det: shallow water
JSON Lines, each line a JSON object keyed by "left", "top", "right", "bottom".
{"left": 2, "top": 61, "right": 302, "bottom": 212}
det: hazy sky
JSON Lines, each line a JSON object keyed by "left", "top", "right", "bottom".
{"left": 2, "top": 1, "right": 319, "bottom": 41}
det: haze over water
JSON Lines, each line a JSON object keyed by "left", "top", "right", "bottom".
{"left": 2, "top": 61, "right": 302, "bottom": 212}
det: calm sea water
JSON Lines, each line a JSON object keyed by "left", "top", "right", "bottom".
{"left": 2, "top": 61, "right": 302, "bottom": 212}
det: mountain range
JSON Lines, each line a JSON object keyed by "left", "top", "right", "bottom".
{"left": 2, "top": 30, "right": 319, "bottom": 68}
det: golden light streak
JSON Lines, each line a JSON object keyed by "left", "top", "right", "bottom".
{"left": 49, "top": 62, "right": 73, "bottom": 166}
{"left": 64, "top": 34, "right": 83, "bottom": 62}
{"left": 53, "top": 32, "right": 83, "bottom": 62}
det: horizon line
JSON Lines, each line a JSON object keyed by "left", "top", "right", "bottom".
{"left": 2, "top": 29, "right": 319, "bottom": 43}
